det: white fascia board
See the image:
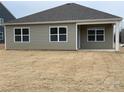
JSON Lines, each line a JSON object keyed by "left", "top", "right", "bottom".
{"left": 76, "top": 20, "right": 121, "bottom": 25}
{"left": 4, "top": 18, "right": 122, "bottom": 26}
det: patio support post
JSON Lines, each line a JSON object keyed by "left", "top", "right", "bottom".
{"left": 4, "top": 26, "right": 6, "bottom": 49}
{"left": 115, "top": 22, "right": 120, "bottom": 51}
{"left": 76, "top": 24, "right": 78, "bottom": 50}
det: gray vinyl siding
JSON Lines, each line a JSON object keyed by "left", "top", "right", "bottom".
{"left": 79, "top": 24, "right": 113, "bottom": 49}
{"left": 5, "top": 23, "right": 76, "bottom": 50}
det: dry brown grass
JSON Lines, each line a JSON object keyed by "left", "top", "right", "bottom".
{"left": 0, "top": 48, "right": 124, "bottom": 91}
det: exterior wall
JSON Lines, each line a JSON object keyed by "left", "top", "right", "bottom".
{"left": 79, "top": 24, "right": 114, "bottom": 49}
{"left": 0, "top": 26, "right": 4, "bottom": 43}
{"left": 5, "top": 23, "right": 76, "bottom": 50}
{"left": 120, "top": 29, "right": 124, "bottom": 43}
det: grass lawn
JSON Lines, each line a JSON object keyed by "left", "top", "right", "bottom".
{"left": 0, "top": 48, "right": 124, "bottom": 91}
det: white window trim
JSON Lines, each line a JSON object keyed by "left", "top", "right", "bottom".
{"left": 87, "top": 28, "right": 105, "bottom": 42}
{"left": 13, "top": 27, "right": 30, "bottom": 43}
{"left": 0, "top": 18, "right": 4, "bottom": 25}
{"left": 49, "top": 26, "right": 68, "bottom": 42}
{"left": 0, "top": 31, "right": 3, "bottom": 40}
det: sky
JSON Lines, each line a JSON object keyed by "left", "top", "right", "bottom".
{"left": 1, "top": 1, "right": 124, "bottom": 27}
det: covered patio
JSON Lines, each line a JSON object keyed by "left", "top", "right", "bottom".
{"left": 76, "top": 20, "right": 121, "bottom": 51}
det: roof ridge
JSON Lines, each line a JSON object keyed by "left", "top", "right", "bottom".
{"left": 17, "top": 3, "right": 121, "bottom": 20}
{"left": 16, "top": 3, "right": 68, "bottom": 20}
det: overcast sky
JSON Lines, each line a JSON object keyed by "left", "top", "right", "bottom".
{"left": 1, "top": 1, "right": 124, "bottom": 27}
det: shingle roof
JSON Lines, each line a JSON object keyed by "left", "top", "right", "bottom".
{"left": 0, "top": 2, "right": 15, "bottom": 22}
{"left": 7, "top": 3, "right": 122, "bottom": 24}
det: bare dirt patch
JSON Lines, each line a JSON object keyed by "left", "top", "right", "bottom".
{"left": 0, "top": 49, "right": 124, "bottom": 91}
{"left": 0, "top": 44, "right": 4, "bottom": 49}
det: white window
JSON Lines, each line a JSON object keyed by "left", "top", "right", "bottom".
{"left": 87, "top": 28, "right": 105, "bottom": 42}
{"left": 0, "top": 18, "right": 4, "bottom": 25}
{"left": 0, "top": 31, "right": 3, "bottom": 40}
{"left": 14, "top": 27, "right": 30, "bottom": 43}
{"left": 49, "top": 26, "right": 68, "bottom": 42}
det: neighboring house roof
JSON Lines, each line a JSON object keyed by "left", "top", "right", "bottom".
{"left": 0, "top": 2, "right": 15, "bottom": 22}
{"left": 6, "top": 3, "right": 122, "bottom": 24}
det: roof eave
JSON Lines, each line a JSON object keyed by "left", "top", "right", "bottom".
{"left": 4, "top": 18, "right": 122, "bottom": 26}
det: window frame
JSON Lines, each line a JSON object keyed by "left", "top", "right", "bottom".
{"left": 87, "top": 28, "right": 105, "bottom": 42}
{"left": 13, "top": 27, "right": 30, "bottom": 43}
{"left": 0, "top": 18, "right": 4, "bottom": 25}
{"left": 0, "top": 31, "right": 3, "bottom": 40}
{"left": 49, "top": 26, "right": 68, "bottom": 42}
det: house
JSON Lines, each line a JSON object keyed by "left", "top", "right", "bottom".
{"left": 0, "top": 2, "right": 15, "bottom": 43}
{"left": 4, "top": 3, "right": 122, "bottom": 51}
